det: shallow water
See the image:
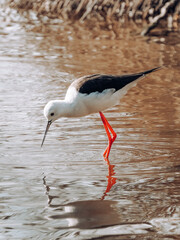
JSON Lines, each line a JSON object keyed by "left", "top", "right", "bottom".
{"left": 0, "top": 7, "right": 180, "bottom": 240}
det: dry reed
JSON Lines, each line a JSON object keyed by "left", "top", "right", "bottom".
{"left": 6, "top": 0, "right": 180, "bottom": 35}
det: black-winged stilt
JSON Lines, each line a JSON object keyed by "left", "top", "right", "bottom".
{"left": 41, "top": 67, "right": 161, "bottom": 159}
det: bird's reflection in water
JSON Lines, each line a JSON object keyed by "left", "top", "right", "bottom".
{"left": 101, "top": 157, "right": 117, "bottom": 200}
{"left": 43, "top": 174, "right": 59, "bottom": 206}
{"left": 42, "top": 158, "right": 118, "bottom": 228}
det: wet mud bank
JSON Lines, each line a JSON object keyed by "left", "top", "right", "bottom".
{"left": 4, "top": 0, "right": 180, "bottom": 36}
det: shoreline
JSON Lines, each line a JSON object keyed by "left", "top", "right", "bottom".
{"left": 5, "top": 0, "right": 180, "bottom": 36}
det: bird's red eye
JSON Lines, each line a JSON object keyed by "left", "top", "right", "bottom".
{"left": 50, "top": 113, "right": 54, "bottom": 116}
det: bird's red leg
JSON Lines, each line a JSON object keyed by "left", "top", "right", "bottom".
{"left": 99, "top": 112, "right": 117, "bottom": 160}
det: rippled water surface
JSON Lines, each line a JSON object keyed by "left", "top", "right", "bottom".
{"left": 0, "top": 7, "right": 180, "bottom": 240}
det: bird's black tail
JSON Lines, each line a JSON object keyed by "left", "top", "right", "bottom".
{"left": 112, "top": 66, "right": 162, "bottom": 92}
{"left": 137, "top": 66, "right": 162, "bottom": 76}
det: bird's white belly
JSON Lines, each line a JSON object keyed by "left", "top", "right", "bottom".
{"left": 69, "top": 89, "right": 118, "bottom": 117}
{"left": 76, "top": 80, "right": 139, "bottom": 116}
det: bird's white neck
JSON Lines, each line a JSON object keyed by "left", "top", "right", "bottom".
{"left": 54, "top": 100, "right": 74, "bottom": 118}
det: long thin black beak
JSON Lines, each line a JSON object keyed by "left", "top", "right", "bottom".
{"left": 41, "top": 120, "right": 52, "bottom": 148}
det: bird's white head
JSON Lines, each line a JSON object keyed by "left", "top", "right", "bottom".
{"left": 41, "top": 100, "right": 68, "bottom": 147}
{"left": 44, "top": 100, "right": 61, "bottom": 123}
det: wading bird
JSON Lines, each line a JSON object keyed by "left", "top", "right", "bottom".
{"left": 41, "top": 67, "right": 160, "bottom": 159}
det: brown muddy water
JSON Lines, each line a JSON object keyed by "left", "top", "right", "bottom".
{"left": 0, "top": 8, "right": 180, "bottom": 240}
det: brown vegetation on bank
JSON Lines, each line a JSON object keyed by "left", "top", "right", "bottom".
{"left": 7, "top": 0, "right": 180, "bottom": 35}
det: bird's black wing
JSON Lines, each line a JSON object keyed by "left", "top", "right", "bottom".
{"left": 72, "top": 67, "right": 160, "bottom": 95}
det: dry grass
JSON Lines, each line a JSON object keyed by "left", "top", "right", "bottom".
{"left": 6, "top": 0, "right": 180, "bottom": 35}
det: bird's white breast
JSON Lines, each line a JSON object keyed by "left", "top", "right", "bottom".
{"left": 65, "top": 86, "right": 118, "bottom": 117}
